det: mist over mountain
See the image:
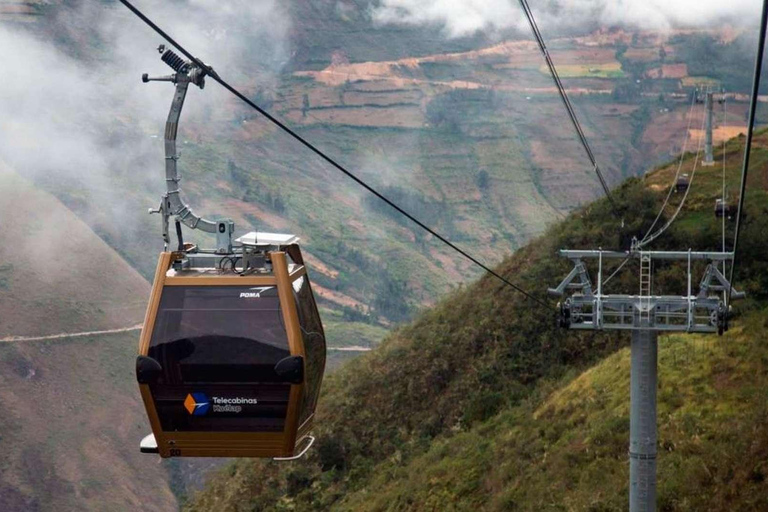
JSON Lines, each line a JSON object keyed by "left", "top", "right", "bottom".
{"left": 2, "top": 1, "right": 768, "bottom": 509}
{"left": 374, "top": 0, "right": 765, "bottom": 36}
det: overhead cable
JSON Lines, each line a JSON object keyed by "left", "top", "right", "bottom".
{"left": 117, "top": 0, "right": 550, "bottom": 309}
{"left": 727, "top": 0, "right": 768, "bottom": 306}
{"left": 639, "top": 92, "right": 698, "bottom": 243}
{"left": 721, "top": 93, "right": 728, "bottom": 278}
{"left": 517, "top": 0, "right": 622, "bottom": 222}
{"left": 637, "top": 89, "right": 708, "bottom": 249}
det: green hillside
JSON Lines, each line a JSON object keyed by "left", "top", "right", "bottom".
{"left": 0, "top": 331, "right": 177, "bottom": 512}
{"left": 18, "top": 2, "right": 768, "bottom": 352}
{"left": 185, "top": 132, "right": 768, "bottom": 511}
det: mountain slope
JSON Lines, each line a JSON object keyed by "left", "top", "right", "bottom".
{"left": 15, "top": 3, "right": 761, "bottom": 340}
{"left": 0, "top": 331, "right": 177, "bottom": 512}
{"left": 186, "top": 131, "right": 768, "bottom": 511}
{"left": 333, "top": 310, "right": 768, "bottom": 511}
{"left": 0, "top": 161, "right": 176, "bottom": 511}
{"left": 0, "top": 161, "right": 149, "bottom": 338}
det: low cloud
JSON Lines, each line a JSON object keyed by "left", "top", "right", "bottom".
{"left": 373, "top": 0, "right": 764, "bottom": 37}
{"left": 0, "top": 0, "right": 290, "bottom": 256}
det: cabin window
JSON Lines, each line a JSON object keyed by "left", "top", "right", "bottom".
{"left": 294, "top": 277, "right": 326, "bottom": 425}
{"left": 149, "top": 285, "right": 290, "bottom": 384}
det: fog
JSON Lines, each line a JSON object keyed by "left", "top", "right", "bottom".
{"left": 0, "top": 0, "right": 289, "bottom": 260}
{"left": 373, "top": 0, "right": 765, "bottom": 37}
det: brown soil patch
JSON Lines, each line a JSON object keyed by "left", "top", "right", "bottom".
{"left": 303, "top": 252, "right": 338, "bottom": 279}
{"left": 213, "top": 197, "right": 291, "bottom": 232}
{"left": 285, "top": 105, "right": 425, "bottom": 128}
{"left": 428, "top": 247, "right": 463, "bottom": 282}
{"left": 342, "top": 90, "right": 423, "bottom": 107}
{"left": 624, "top": 47, "right": 665, "bottom": 62}
{"left": 645, "top": 63, "right": 688, "bottom": 79}
{"left": 313, "top": 283, "right": 365, "bottom": 309}
{"left": 689, "top": 126, "right": 748, "bottom": 144}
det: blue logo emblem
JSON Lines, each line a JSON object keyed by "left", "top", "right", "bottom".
{"left": 184, "top": 392, "right": 210, "bottom": 416}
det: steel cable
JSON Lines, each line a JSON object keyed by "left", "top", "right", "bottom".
{"left": 639, "top": 92, "right": 698, "bottom": 243}
{"left": 117, "top": 0, "right": 551, "bottom": 309}
{"left": 517, "top": 0, "right": 622, "bottom": 222}
{"left": 637, "top": 89, "right": 708, "bottom": 249}
{"left": 728, "top": 0, "right": 768, "bottom": 306}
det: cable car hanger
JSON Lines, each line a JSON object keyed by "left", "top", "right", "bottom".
{"left": 144, "top": 44, "right": 235, "bottom": 256}
{"left": 136, "top": 47, "right": 326, "bottom": 460}
{"left": 116, "top": 0, "right": 550, "bottom": 310}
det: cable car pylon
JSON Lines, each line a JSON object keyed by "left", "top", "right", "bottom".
{"left": 696, "top": 89, "right": 717, "bottom": 167}
{"left": 550, "top": 248, "right": 744, "bottom": 510}
{"left": 548, "top": 66, "right": 763, "bottom": 512}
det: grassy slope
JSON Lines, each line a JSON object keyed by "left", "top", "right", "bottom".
{"left": 0, "top": 162, "right": 177, "bottom": 510}
{"left": 186, "top": 132, "right": 768, "bottom": 511}
{"left": 335, "top": 311, "right": 768, "bottom": 511}
{"left": 0, "top": 162, "right": 150, "bottom": 338}
{"left": 0, "top": 331, "right": 176, "bottom": 512}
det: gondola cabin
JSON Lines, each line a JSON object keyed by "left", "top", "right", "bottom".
{"left": 136, "top": 233, "right": 326, "bottom": 459}
{"left": 714, "top": 199, "right": 735, "bottom": 219}
{"left": 675, "top": 173, "right": 690, "bottom": 193}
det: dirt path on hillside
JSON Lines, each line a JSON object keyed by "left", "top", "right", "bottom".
{"left": 0, "top": 324, "right": 144, "bottom": 342}
{"left": 1, "top": 325, "right": 373, "bottom": 351}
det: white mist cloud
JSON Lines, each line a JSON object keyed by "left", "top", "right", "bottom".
{"left": 0, "top": 0, "right": 290, "bottom": 255}
{"left": 373, "top": 0, "right": 764, "bottom": 37}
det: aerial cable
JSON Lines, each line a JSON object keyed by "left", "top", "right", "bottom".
{"left": 728, "top": 0, "right": 768, "bottom": 306}
{"left": 602, "top": 256, "right": 630, "bottom": 287}
{"left": 637, "top": 90, "right": 708, "bottom": 249}
{"left": 116, "top": 0, "right": 550, "bottom": 309}
{"left": 721, "top": 93, "right": 728, "bottom": 278}
{"left": 517, "top": 0, "right": 622, "bottom": 223}
{"left": 639, "top": 92, "right": 698, "bottom": 243}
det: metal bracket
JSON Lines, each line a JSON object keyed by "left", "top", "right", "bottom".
{"left": 148, "top": 194, "right": 171, "bottom": 246}
{"left": 548, "top": 259, "right": 593, "bottom": 297}
{"left": 698, "top": 264, "right": 745, "bottom": 300}
{"left": 144, "top": 46, "right": 234, "bottom": 254}
{"left": 273, "top": 435, "right": 315, "bottom": 461}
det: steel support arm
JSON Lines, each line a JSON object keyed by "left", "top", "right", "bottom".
{"left": 163, "top": 79, "right": 218, "bottom": 234}
{"left": 559, "top": 250, "right": 734, "bottom": 261}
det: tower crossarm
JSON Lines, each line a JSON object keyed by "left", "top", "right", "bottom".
{"left": 548, "top": 258, "right": 593, "bottom": 297}
{"left": 551, "top": 249, "right": 743, "bottom": 335}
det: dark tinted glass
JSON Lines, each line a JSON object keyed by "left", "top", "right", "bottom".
{"left": 149, "top": 285, "right": 293, "bottom": 433}
{"left": 149, "top": 285, "right": 290, "bottom": 384}
{"left": 294, "top": 276, "right": 326, "bottom": 425}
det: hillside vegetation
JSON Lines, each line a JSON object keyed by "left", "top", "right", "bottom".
{"left": 0, "top": 331, "right": 177, "bottom": 512}
{"left": 0, "top": 161, "right": 179, "bottom": 510}
{"left": 0, "top": 162, "right": 149, "bottom": 338}
{"left": 16, "top": 2, "right": 765, "bottom": 352}
{"left": 186, "top": 131, "right": 768, "bottom": 511}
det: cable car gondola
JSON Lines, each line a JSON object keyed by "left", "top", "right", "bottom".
{"left": 675, "top": 173, "right": 689, "bottom": 193}
{"left": 714, "top": 198, "right": 735, "bottom": 219}
{"left": 136, "top": 47, "right": 325, "bottom": 459}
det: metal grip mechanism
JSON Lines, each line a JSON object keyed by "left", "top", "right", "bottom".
{"left": 141, "top": 44, "right": 207, "bottom": 88}
{"left": 161, "top": 49, "right": 190, "bottom": 74}
{"left": 143, "top": 45, "right": 233, "bottom": 255}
